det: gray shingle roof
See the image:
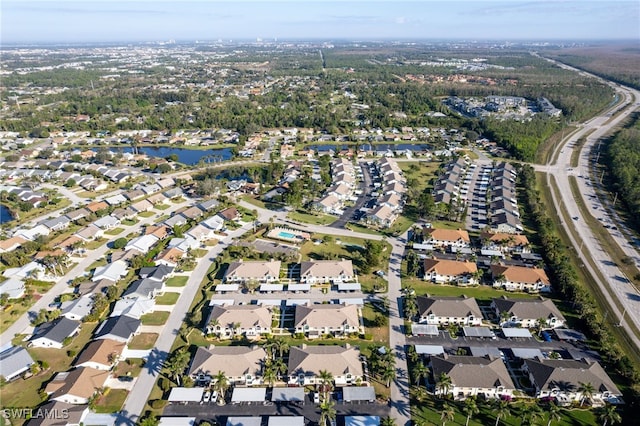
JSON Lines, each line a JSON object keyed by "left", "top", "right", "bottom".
{"left": 94, "top": 315, "right": 141, "bottom": 342}
{"left": 0, "top": 346, "right": 35, "bottom": 380}
{"left": 31, "top": 318, "right": 80, "bottom": 345}
{"left": 417, "top": 296, "right": 482, "bottom": 318}
{"left": 431, "top": 355, "right": 515, "bottom": 390}
{"left": 525, "top": 358, "right": 621, "bottom": 395}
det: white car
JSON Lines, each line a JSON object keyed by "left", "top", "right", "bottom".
{"left": 202, "top": 391, "right": 211, "bottom": 403}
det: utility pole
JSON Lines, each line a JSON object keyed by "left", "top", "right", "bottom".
{"left": 613, "top": 192, "right": 618, "bottom": 205}
{"left": 600, "top": 170, "right": 605, "bottom": 185}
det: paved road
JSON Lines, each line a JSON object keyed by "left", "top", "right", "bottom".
{"left": 0, "top": 200, "right": 191, "bottom": 347}
{"left": 387, "top": 232, "right": 410, "bottom": 426}
{"left": 118, "top": 221, "right": 255, "bottom": 424}
{"left": 532, "top": 54, "right": 640, "bottom": 352}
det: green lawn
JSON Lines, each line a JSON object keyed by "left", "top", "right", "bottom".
{"left": 155, "top": 203, "right": 170, "bottom": 211}
{"left": 402, "top": 277, "right": 539, "bottom": 302}
{"left": 85, "top": 238, "right": 107, "bottom": 250}
{"left": 288, "top": 209, "right": 337, "bottom": 225}
{"left": 138, "top": 211, "right": 156, "bottom": 218}
{"left": 140, "top": 311, "right": 170, "bottom": 326}
{"left": 121, "top": 218, "right": 139, "bottom": 225}
{"left": 94, "top": 389, "right": 129, "bottom": 413}
{"left": 87, "top": 258, "right": 108, "bottom": 272}
{"left": 399, "top": 160, "right": 442, "bottom": 194}
{"left": 128, "top": 333, "right": 159, "bottom": 350}
{"left": 165, "top": 276, "right": 188, "bottom": 287}
{"left": 105, "top": 227, "right": 125, "bottom": 235}
{"left": 155, "top": 292, "right": 180, "bottom": 305}
{"left": 411, "top": 393, "right": 598, "bottom": 426}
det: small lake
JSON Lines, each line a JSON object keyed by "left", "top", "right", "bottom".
{"left": 0, "top": 204, "right": 14, "bottom": 224}
{"left": 94, "top": 146, "right": 234, "bottom": 165}
{"left": 306, "top": 143, "right": 431, "bottom": 153}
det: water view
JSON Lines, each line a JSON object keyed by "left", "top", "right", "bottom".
{"left": 96, "top": 146, "right": 234, "bottom": 165}
{"left": 0, "top": 204, "right": 14, "bottom": 224}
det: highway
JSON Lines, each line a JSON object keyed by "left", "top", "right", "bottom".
{"left": 533, "top": 54, "right": 640, "bottom": 352}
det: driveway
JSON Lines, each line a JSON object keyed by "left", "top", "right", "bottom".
{"left": 330, "top": 160, "right": 373, "bottom": 229}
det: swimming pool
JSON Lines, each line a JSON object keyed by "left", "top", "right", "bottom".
{"left": 278, "top": 231, "right": 296, "bottom": 239}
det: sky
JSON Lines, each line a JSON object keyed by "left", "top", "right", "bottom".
{"left": 1, "top": 0, "right": 639, "bottom": 44}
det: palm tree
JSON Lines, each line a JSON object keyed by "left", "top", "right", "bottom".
{"left": 598, "top": 404, "right": 621, "bottom": 426}
{"left": 319, "top": 400, "right": 337, "bottom": 426}
{"left": 463, "top": 397, "right": 479, "bottom": 426}
{"left": 273, "top": 358, "right": 287, "bottom": 380}
{"left": 318, "top": 369, "right": 334, "bottom": 401}
{"left": 578, "top": 381, "right": 595, "bottom": 407}
{"left": 380, "top": 417, "right": 396, "bottom": 426}
{"left": 440, "top": 403, "right": 455, "bottom": 426}
{"left": 546, "top": 402, "right": 562, "bottom": 426}
{"left": 412, "top": 361, "right": 429, "bottom": 386}
{"left": 272, "top": 337, "right": 289, "bottom": 358}
{"left": 381, "top": 365, "right": 396, "bottom": 387}
{"left": 493, "top": 400, "right": 512, "bottom": 426}
{"left": 521, "top": 403, "right": 543, "bottom": 426}
{"left": 163, "top": 347, "right": 190, "bottom": 385}
{"left": 436, "top": 372, "right": 452, "bottom": 398}
{"left": 536, "top": 317, "right": 548, "bottom": 337}
{"left": 213, "top": 370, "right": 230, "bottom": 405}
{"left": 263, "top": 364, "right": 277, "bottom": 387}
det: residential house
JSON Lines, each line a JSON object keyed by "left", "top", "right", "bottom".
{"left": 94, "top": 315, "right": 141, "bottom": 343}
{"left": 147, "top": 193, "right": 167, "bottom": 205}
{"left": 492, "top": 296, "right": 566, "bottom": 329}
{"left": 25, "top": 400, "right": 88, "bottom": 426}
{"left": 186, "top": 224, "right": 217, "bottom": 242}
{"left": 74, "top": 339, "right": 125, "bottom": 370}
{"left": 0, "top": 277, "right": 26, "bottom": 299}
{"left": 294, "top": 303, "right": 362, "bottom": 337}
{"left": 431, "top": 354, "right": 515, "bottom": 400}
{"left": 299, "top": 260, "right": 355, "bottom": 284}
{"left": 491, "top": 265, "right": 551, "bottom": 293}
{"left": 15, "top": 224, "right": 50, "bottom": 241}
{"left": 139, "top": 265, "right": 174, "bottom": 282}
{"left": 46, "top": 367, "right": 109, "bottom": 404}
{"left": 198, "top": 199, "right": 220, "bottom": 211}
{"left": 92, "top": 260, "right": 128, "bottom": 282}
{"left": 155, "top": 247, "right": 185, "bottom": 268}
{"left": 480, "top": 232, "right": 530, "bottom": 254}
{"left": 314, "top": 194, "right": 341, "bottom": 214}
{"left": 180, "top": 206, "right": 205, "bottom": 220}
{"left": 41, "top": 216, "right": 71, "bottom": 232}
{"left": 491, "top": 212, "right": 523, "bottom": 234}
{"left": 104, "top": 194, "right": 127, "bottom": 206}
{"left": 0, "top": 346, "right": 35, "bottom": 381}
{"left": 524, "top": 358, "right": 622, "bottom": 405}
{"left": 163, "top": 188, "right": 183, "bottom": 199}
{"left": 367, "top": 205, "right": 397, "bottom": 228}
{"left": 218, "top": 207, "right": 240, "bottom": 222}
{"left": 93, "top": 215, "right": 120, "bottom": 230}
{"left": 188, "top": 345, "right": 266, "bottom": 385}
{"left": 205, "top": 305, "right": 272, "bottom": 339}
{"left": 0, "top": 236, "right": 27, "bottom": 253}
{"left": 164, "top": 214, "right": 188, "bottom": 228}
{"left": 202, "top": 215, "right": 225, "bottom": 231}
{"left": 75, "top": 225, "right": 104, "bottom": 241}
{"left": 423, "top": 259, "right": 479, "bottom": 285}
{"left": 422, "top": 228, "right": 470, "bottom": 249}
{"left": 61, "top": 295, "right": 94, "bottom": 321}
{"left": 111, "top": 207, "right": 137, "bottom": 221}
{"left": 86, "top": 201, "right": 108, "bottom": 214}
{"left": 30, "top": 318, "right": 81, "bottom": 349}
{"left": 123, "top": 278, "right": 164, "bottom": 299}
{"left": 123, "top": 189, "right": 145, "bottom": 201}
{"left": 131, "top": 199, "right": 154, "bottom": 213}
{"left": 224, "top": 260, "right": 281, "bottom": 284}
{"left": 125, "top": 234, "right": 159, "bottom": 254}
{"left": 287, "top": 344, "right": 363, "bottom": 386}
{"left": 416, "top": 296, "right": 483, "bottom": 326}
{"left": 110, "top": 298, "right": 155, "bottom": 319}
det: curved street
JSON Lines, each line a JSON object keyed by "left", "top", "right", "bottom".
{"left": 533, "top": 55, "right": 640, "bottom": 352}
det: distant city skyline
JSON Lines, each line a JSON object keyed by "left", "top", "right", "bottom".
{"left": 2, "top": 1, "right": 639, "bottom": 44}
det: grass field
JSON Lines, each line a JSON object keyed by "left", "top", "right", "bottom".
{"left": 288, "top": 209, "right": 337, "bottom": 225}
{"left": 114, "top": 358, "right": 145, "bottom": 378}
{"left": 155, "top": 203, "right": 170, "bottom": 211}
{"left": 155, "top": 292, "right": 180, "bottom": 305}
{"left": 94, "top": 389, "right": 129, "bottom": 413}
{"left": 140, "top": 311, "right": 170, "bottom": 326}
{"left": 128, "top": 333, "right": 159, "bottom": 350}
{"left": 399, "top": 160, "right": 442, "bottom": 194}
{"left": 105, "top": 227, "right": 125, "bottom": 235}
{"left": 402, "top": 278, "right": 539, "bottom": 302}
{"left": 138, "top": 211, "right": 156, "bottom": 218}
{"left": 165, "top": 276, "right": 188, "bottom": 287}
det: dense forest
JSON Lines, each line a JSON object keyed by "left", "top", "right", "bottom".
{"left": 604, "top": 113, "right": 640, "bottom": 230}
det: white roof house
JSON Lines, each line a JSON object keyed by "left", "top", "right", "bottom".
{"left": 92, "top": 260, "right": 128, "bottom": 282}
{"left": 15, "top": 224, "right": 50, "bottom": 241}
{"left": 0, "top": 277, "right": 26, "bottom": 299}
{"left": 125, "top": 234, "right": 159, "bottom": 254}
{"left": 94, "top": 216, "right": 121, "bottom": 230}
{"left": 110, "top": 298, "right": 155, "bottom": 319}
{"left": 168, "top": 387, "right": 205, "bottom": 402}
{"left": 61, "top": 295, "right": 94, "bottom": 321}
{"left": 0, "top": 346, "right": 35, "bottom": 381}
